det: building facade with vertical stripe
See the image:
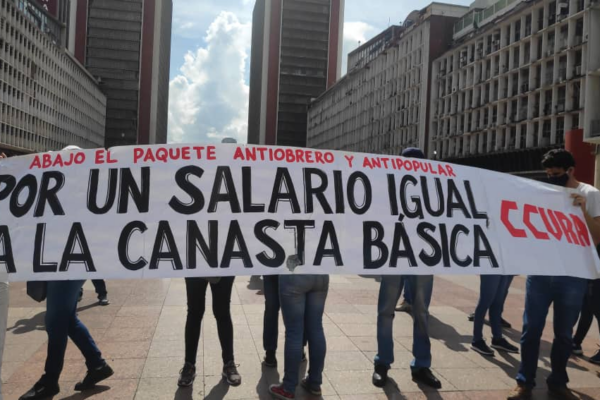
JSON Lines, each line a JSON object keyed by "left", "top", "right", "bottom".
{"left": 247, "top": 0, "right": 345, "bottom": 147}
{"left": 75, "top": 0, "right": 172, "bottom": 148}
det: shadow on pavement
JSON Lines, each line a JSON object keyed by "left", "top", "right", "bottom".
{"left": 60, "top": 386, "right": 110, "bottom": 399}
{"left": 7, "top": 311, "right": 45, "bottom": 334}
{"left": 204, "top": 379, "right": 230, "bottom": 400}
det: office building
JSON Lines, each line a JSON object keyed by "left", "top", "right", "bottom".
{"left": 429, "top": 0, "right": 599, "bottom": 174}
{"left": 248, "top": 0, "right": 345, "bottom": 147}
{"left": 306, "top": 3, "right": 468, "bottom": 154}
{"left": 1, "top": 0, "right": 106, "bottom": 155}
{"left": 78, "top": 0, "right": 173, "bottom": 147}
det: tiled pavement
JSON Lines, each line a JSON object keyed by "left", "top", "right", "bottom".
{"left": 2, "top": 275, "right": 600, "bottom": 400}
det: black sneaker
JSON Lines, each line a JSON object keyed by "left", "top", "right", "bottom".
{"left": 19, "top": 380, "right": 60, "bottom": 400}
{"left": 78, "top": 288, "right": 83, "bottom": 302}
{"left": 178, "top": 362, "right": 196, "bottom": 387}
{"left": 263, "top": 351, "right": 277, "bottom": 368}
{"left": 98, "top": 295, "right": 110, "bottom": 306}
{"left": 572, "top": 343, "right": 583, "bottom": 356}
{"left": 471, "top": 339, "right": 495, "bottom": 356}
{"left": 372, "top": 363, "right": 389, "bottom": 388}
{"left": 491, "top": 338, "right": 519, "bottom": 354}
{"left": 589, "top": 349, "right": 600, "bottom": 365}
{"left": 468, "top": 312, "right": 474, "bottom": 321}
{"left": 74, "top": 364, "right": 114, "bottom": 391}
{"left": 501, "top": 318, "right": 512, "bottom": 329}
{"left": 222, "top": 361, "right": 241, "bottom": 386}
{"left": 301, "top": 378, "right": 322, "bottom": 396}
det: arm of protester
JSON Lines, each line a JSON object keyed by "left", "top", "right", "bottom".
{"left": 572, "top": 193, "right": 600, "bottom": 245}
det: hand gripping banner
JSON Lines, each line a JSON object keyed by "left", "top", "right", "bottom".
{"left": 1, "top": 144, "right": 599, "bottom": 281}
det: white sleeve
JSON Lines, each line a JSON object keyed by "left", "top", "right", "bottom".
{"left": 585, "top": 189, "right": 600, "bottom": 218}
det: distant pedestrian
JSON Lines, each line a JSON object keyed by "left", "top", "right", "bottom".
{"left": 79, "top": 280, "right": 109, "bottom": 306}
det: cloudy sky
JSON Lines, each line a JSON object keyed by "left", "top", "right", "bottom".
{"left": 167, "top": 0, "right": 472, "bottom": 144}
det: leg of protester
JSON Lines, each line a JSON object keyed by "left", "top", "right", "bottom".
{"left": 405, "top": 275, "right": 441, "bottom": 389}
{"left": 20, "top": 281, "right": 112, "bottom": 400}
{"left": 373, "top": 275, "right": 403, "bottom": 387}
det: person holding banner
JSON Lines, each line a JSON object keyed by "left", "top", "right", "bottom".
{"left": 268, "top": 273, "right": 330, "bottom": 399}
{"left": 470, "top": 275, "right": 518, "bottom": 356}
{"left": 572, "top": 276, "right": 600, "bottom": 364}
{"left": 508, "top": 149, "right": 600, "bottom": 400}
{"left": 372, "top": 148, "right": 441, "bottom": 390}
{"left": 262, "top": 275, "right": 307, "bottom": 367}
{"left": 0, "top": 151, "right": 8, "bottom": 400}
{"left": 19, "top": 280, "right": 114, "bottom": 400}
{"left": 18, "top": 146, "right": 114, "bottom": 400}
{"left": 178, "top": 277, "right": 241, "bottom": 387}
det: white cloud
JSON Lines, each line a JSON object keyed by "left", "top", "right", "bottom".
{"left": 168, "top": 12, "right": 251, "bottom": 144}
{"left": 342, "top": 21, "right": 376, "bottom": 74}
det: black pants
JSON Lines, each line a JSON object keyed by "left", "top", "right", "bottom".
{"left": 184, "top": 277, "right": 235, "bottom": 365}
{"left": 80, "top": 280, "right": 107, "bottom": 298}
{"left": 573, "top": 279, "right": 600, "bottom": 346}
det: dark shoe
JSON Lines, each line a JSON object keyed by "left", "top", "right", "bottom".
{"left": 74, "top": 364, "right": 114, "bottom": 391}
{"left": 547, "top": 384, "right": 578, "bottom": 400}
{"left": 301, "top": 378, "right": 322, "bottom": 396}
{"left": 269, "top": 384, "right": 295, "bottom": 399}
{"left": 19, "top": 380, "right": 60, "bottom": 400}
{"left": 177, "top": 362, "right": 196, "bottom": 387}
{"left": 78, "top": 289, "right": 83, "bottom": 302}
{"left": 501, "top": 318, "right": 512, "bottom": 329}
{"left": 468, "top": 312, "right": 475, "bottom": 321}
{"left": 507, "top": 384, "right": 532, "bottom": 400}
{"left": 263, "top": 351, "right": 277, "bottom": 368}
{"left": 572, "top": 343, "right": 583, "bottom": 356}
{"left": 589, "top": 349, "right": 600, "bottom": 365}
{"left": 395, "top": 300, "right": 412, "bottom": 312}
{"left": 491, "top": 338, "right": 519, "bottom": 354}
{"left": 471, "top": 339, "right": 495, "bottom": 356}
{"left": 411, "top": 368, "right": 442, "bottom": 389}
{"left": 372, "top": 363, "right": 389, "bottom": 388}
{"left": 98, "top": 295, "right": 110, "bottom": 306}
{"left": 222, "top": 361, "right": 241, "bottom": 386}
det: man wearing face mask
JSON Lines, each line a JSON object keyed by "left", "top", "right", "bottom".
{"left": 508, "top": 149, "right": 600, "bottom": 400}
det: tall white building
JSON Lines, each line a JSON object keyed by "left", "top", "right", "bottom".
{"left": 307, "top": 3, "right": 468, "bottom": 155}
{"left": 0, "top": 0, "right": 106, "bottom": 155}
{"left": 430, "top": 0, "right": 599, "bottom": 172}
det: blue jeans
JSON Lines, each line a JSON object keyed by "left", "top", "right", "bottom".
{"left": 516, "top": 276, "right": 587, "bottom": 388}
{"left": 473, "top": 275, "right": 513, "bottom": 342}
{"left": 399, "top": 277, "right": 411, "bottom": 304}
{"left": 279, "top": 275, "right": 329, "bottom": 394}
{"left": 263, "top": 275, "right": 307, "bottom": 352}
{"left": 375, "top": 275, "right": 433, "bottom": 371}
{"left": 44, "top": 281, "right": 105, "bottom": 383}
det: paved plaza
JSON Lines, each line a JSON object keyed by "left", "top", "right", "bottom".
{"left": 1, "top": 275, "right": 599, "bottom": 400}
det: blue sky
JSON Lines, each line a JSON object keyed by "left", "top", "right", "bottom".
{"left": 167, "top": 0, "right": 473, "bottom": 144}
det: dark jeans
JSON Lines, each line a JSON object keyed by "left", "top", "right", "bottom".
{"left": 573, "top": 279, "right": 600, "bottom": 346}
{"left": 279, "top": 274, "right": 329, "bottom": 394}
{"left": 184, "top": 277, "right": 235, "bottom": 366}
{"left": 44, "top": 281, "right": 105, "bottom": 383}
{"left": 263, "top": 275, "right": 307, "bottom": 353}
{"left": 516, "top": 276, "right": 587, "bottom": 388}
{"left": 473, "top": 275, "right": 513, "bottom": 342}
{"left": 375, "top": 275, "right": 433, "bottom": 370}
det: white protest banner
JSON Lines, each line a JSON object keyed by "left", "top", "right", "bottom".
{"left": 0, "top": 144, "right": 599, "bottom": 281}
